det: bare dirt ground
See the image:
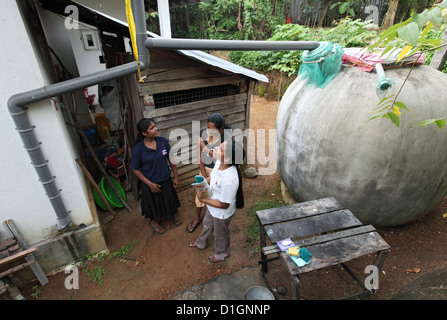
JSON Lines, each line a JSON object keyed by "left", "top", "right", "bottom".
{"left": 21, "top": 96, "right": 447, "bottom": 301}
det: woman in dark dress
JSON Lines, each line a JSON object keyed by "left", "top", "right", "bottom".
{"left": 132, "top": 118, "right": 181, "bottom": 234}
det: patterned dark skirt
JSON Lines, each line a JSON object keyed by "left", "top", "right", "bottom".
{"left": 140, "top": 177, "right": 181, "bottom": 222}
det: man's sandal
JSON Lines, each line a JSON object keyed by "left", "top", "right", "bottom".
{"left": 188, "top": 240, "right": 198, "bottom": 248}
{"left": 208, "top": 255, "right": 228, "bottom": 263}
{"left": 186, "top": 220, "right": 202, "bottom": 233}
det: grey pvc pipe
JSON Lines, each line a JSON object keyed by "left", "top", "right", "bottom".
{"left": 132, "top": 0, "right": 150, "bottom": 69}
{"left": 8, "top": 62, "right": 140, "bottom": 230}
{"left": 145, "top": 38, "right": 321, "bottom": 51}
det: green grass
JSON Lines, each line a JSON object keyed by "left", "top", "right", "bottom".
{"left": 82, "top": 243, "right": 134, "bottom": 285}
{"left": 245, "top": 198, "right": 286, "bottom": 257}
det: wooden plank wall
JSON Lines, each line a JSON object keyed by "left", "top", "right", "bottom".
{"left": 144, "top": 92, "right": 250, "bottom": 190}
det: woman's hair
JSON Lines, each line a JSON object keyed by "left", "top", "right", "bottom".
{"left": 224, "top": 139, "right": 245, "bottom": 209}
{"left": 208, "top": 112, "right": 230, "bottom": 131}
{"left": 207, "top": 112, "right": 231, "bottom": 145}
{"left": 135, "top": 118, "right": 155, "bottom": 143}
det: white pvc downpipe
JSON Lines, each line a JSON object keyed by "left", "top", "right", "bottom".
{"left": 157, "top": 0, "right": 172, "bottom": 38}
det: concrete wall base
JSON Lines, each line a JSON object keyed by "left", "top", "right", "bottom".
{"left": 15, "top": 222, "right": 108, "bottom": 282}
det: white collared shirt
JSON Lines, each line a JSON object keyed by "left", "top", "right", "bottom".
{"left": 207, "top": 160, "right": 239, "bottom": 219}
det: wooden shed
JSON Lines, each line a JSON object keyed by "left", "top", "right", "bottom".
{"left": 137, "top": 48, "right": 268, "bottom": 190}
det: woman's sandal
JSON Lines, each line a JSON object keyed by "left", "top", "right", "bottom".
{"left": 173, "top": 214, "right": 182, "bottom": 226}
{"left": 150, "top": 223, "right": 166, "bottom": 235}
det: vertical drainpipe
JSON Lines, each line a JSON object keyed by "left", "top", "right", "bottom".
{"left": 132, "top": 0, "right": 150, "bottom": 69}
{"left": 7, "top": 0, "right": 149, "bottom": 231}
{"left": 157, "top": 0, "right": 172, "bottom": 39}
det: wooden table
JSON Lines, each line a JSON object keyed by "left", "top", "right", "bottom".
{"left": 256, "top": 197, "right": 390, "bottom": 299}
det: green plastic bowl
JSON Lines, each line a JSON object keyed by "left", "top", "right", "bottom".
{"left": 92, "top": 177, "right": 126, "bottom": 210}
{"left": 92, "top": 187, "right": 108, "bottom": 210}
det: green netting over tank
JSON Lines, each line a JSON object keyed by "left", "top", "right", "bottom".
{"left": 298, "top": 42, "right": 344, "bottom": 89}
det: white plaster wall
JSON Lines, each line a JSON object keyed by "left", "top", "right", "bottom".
{"left": 36, "top": 7, "right": 80, "bottom": 79}
{"left": 0, "top": 1, "right": 94, "bottom": 244}
{"left": 36, "top": 6, "right": 103, "bottom": 126}
{"left": 67, "top": 26, "right": 106, "bottom": 98}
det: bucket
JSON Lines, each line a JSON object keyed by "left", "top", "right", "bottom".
{"left": 244, "top": 286, "right": 275, "bottom": 300}
{"left": 92, "top": 177, "right": 126, "bottom": 210}
{"left": 83, "top": 128, "right": 96, "bottom": 146}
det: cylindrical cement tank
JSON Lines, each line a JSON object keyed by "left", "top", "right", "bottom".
{"left": 276, "top": 65, "right": 447, "bottom": 227}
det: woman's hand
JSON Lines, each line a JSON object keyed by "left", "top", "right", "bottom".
{"left": 196, "top": 189, "right": 205, "bottom": 202}
{"left": 173, "top": 176, "right": 179, "bottom": 189}
{"left": 148, "top": 181, "right": 161, "bottom": 193}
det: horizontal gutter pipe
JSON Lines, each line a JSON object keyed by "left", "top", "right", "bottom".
{"left": 7, "top": 61, "right": 140, "bottom": 231}
{"left": 144, "top": 38, "right": 321, "bottom": 52}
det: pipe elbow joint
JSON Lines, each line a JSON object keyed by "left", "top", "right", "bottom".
{"left": 7, "top": 94, "right": 26, "bottom": 115}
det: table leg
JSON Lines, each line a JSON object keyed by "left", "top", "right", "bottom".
{"left": 259, "top": 224, "right": 268, "bottom": 273}
{"left": 373, "top": 250, "right": 389, "bottom": 271}
{"left": 341, "top": 263, "right": 368, "bottom": 291}
{"left": 291, "top": 275, "right": 300, "bottom": 300}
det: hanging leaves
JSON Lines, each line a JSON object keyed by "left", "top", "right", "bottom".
{"left": 414, "top": 118, "right": 446, "bottom": 130}
{"left": 428, "top": 7, "right": 444, "bottom": 26}
{"left": 368, "top": 96, "right": 409, "bottom": 127}
{"left": 397, "top": 45, "right": 413, "bottom": 62}
{"left": 397, "top": 22, "right": 419, "bottom": 46}
{"left": 368, "top": 1, "right": 447, "bottom": 58}
{"left": 367, "top": 1, "right": 447, "bottom": 128}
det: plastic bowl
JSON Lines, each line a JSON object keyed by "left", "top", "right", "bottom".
{"left": 92, "top": 187, "right": 109, "bottom": 210}
{"left": 93, "top": 177, "right": 126, "bottom": 209}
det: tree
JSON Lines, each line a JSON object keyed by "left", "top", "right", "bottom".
{"left": 382, "top": 0, "right": 400, "bottom": 29}
{"left": 198, "top": 0, "right": 281, "bottom": 40}
{"left": 318, "top": 0, "right": 332, "bottom": 27}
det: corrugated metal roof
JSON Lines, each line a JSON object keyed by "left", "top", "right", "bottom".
{"left": 177, "top": 49, "right": 268, "bottom": 83}
{"left": 73, "top": 1, "right": 268, "bottom": 83}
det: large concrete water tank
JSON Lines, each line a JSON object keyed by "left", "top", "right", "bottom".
{"left": 276, "top": 65, "right": 447, "bottom": 227}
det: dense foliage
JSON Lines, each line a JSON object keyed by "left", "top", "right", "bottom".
{"left": 198, "top": 0, "right": 283, "bottom": 40}
{"left": 229, "top": 18, "right": 379, "bottom": 75}
{"left": 147, "top": 0, "right": 284, "bottom": 40}
{"left": 145, "top": 1, "right": 447, "bottom": 77}
{"left": 229, "top": 16, "right": 447, "bottom": 77}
